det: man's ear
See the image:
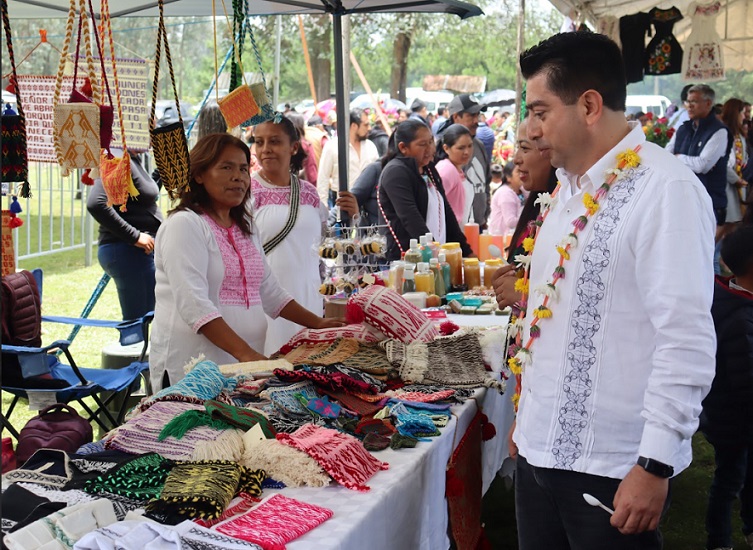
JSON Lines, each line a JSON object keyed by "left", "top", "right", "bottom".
{"left": 580, "top": 89, "right": 604, "bottom": 127}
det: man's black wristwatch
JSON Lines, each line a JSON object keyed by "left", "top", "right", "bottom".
{"left": 637, "top": 456, "right": 674, "bottom": 478}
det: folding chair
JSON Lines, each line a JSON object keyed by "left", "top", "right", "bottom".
{"left": 1, "top": 269, "right": 152, "bottom": 440}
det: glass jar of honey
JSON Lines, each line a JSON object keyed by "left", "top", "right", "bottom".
{"left": 463, "top": 257, "right": 481, "bottom": 289}
{"left": 483, "top": 258, "right": 503, "bottom": 288}
{"left": 441, "top": 243, "right": 463, "bottom": 288}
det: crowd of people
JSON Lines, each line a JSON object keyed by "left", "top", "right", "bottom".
{"left": 82, "top": 28, "right": 753, "bottom": 550}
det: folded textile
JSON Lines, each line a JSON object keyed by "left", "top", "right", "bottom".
{"left": 144, "top": 461, "right": 265, "bottom": 523}
{"left": 193, "top": 493, "right": 260, "bottom": 528}
{"left": 216, "top": 494, "right": 333, "bottom": 550}
{"left": 387, "top": 389, "right": 456, "bottom": 403}
{"left": 1, "top": 484, "right": 65, "bottom": 535}
{"left": 318, "top": 388, "right": 385, "bottom": 417}
{"left": 106, "top": 401, "right": 245, "bottom": 462}
{"left": 282, "top": 338, "right": 359, "bottom": 366}
{"left": 279, "top": 323, "right": 384, "bottom": 354}
{"left": 362, "top": 432, "right": 391, "bottom": 451}
{"left": 274, "top": 365, "right": 380, "bottom": 395}
{"left": 16, "top": 482, "right": 95, "bottom": 509}
{"left": 65, "top": 450, "right": 136, "bottom": 490}
{"left": 340, "top": 342, "right": 396, "bottom": 375}
{"left": 205, "top": 399, "right": 276, "bottom": 437}
{"left": 4, "top": 449, "right": 73, "bottom": 489}
{"left": 240, "top": 436, "right": 330, "bottom": 488}
{"left": 83, "top": 452, "right": 174, "bottom": 501}
{"left": 263, "top": 380, "right": 320, "bottom": 416}
{"left": 4, "top": 498, "right": 116, "bottom": 550}
{"left": 277, "top": 424, "right": 388, "bottom": 492}
{"left": 73, "top": 518, "right": 262, "bottom": 550}
{"left": 157, "top": 410, "right": 235, "bottom": 440}
{"left": 218, "top": 358, "right": 294, "bottom": 377}
{"left": 90, "top": 492, "right": 144, "bottom": 521}
{"left": 382, "top": 333, "right": 506, "bottom": 391}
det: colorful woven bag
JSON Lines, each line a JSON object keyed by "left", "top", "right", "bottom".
{"left": 149, "top": 0, "right": 190, "bottom": 201}
{"left": 236, "top": 0, "right": 274, "bottom": 127}
{"left": 218, "top": 84, "right": 259, "bottom": 129}
{"left": 96, "top": 0, "right": 138, "bottom": 210}
{"left": 1, "top": 0, "right": 29, "bottom": 197}
{"left": 52, "top": 0, "right": 101, "bottom": 178}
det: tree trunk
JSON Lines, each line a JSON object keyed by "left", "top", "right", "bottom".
{"left": 308, "top": 15, "right": 331, "bottom": 102}
{"left": 390, "top": 31, "right": 411, "bottom": 102}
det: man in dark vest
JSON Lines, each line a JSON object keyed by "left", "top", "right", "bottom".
{"left": 666, "top": 84, "right": 732, "bottom": 240}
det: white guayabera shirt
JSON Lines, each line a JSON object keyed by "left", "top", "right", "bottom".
{"left": 514, "top": 122, "right": 717, "bottom": 479}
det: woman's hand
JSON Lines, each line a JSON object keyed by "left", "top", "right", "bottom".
{"left": 335, "top": 191, "right": 359, "bottom": 217}
{"left": 135, "top": 232, "right": 155, "bottom": 254}
{"left": 314, "top": 317, "right": 347, "bottom": 329}
{"left": 507, "top": 419, "right": 518, "bottom": 460}
{"left": 737, "top": 178, "right": 748, "bottom": 188}
{"left": 492, "top": 264, "right": 521, "bottom": 309}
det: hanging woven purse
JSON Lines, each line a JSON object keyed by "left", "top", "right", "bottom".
{"left": 95, "top": 0, "right": 138, "bottom": 211}
{"left": 1, "top": 0, "right": 30, "bottom": 197}
{"left": 52, "top": 0, "right": 101, "bottom": 178}
{"left": 236, "top": 0, "right": 274, "bottom": 127}
{"left": 149, "top": 0, "right": 190, "bottom": 200}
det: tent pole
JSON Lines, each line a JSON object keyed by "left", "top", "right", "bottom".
{"left": 298, "top": 15, "right": 317, "bottom": 104}
{"left": 515, "top": 0, "right": 525, "bottom": 124}
{"left": 333, "top": 12, "right": 350, "bottom": 223}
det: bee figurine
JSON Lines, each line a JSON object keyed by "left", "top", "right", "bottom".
{"left": 337, "top": 240, "right": 357, "bottom": 255}
{"left": 319, "top": 245, "right": 338, "bottom": 259}
{"left": 319, "top": 282, "right": 337, "bottom": 295}
{"left": 339, "top": 279, "right": 356, "bottom": 295}
{"left": 359, "top": 240, "right": 382, "bottom": 255}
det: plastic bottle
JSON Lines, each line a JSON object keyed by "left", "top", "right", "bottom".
{"left": 404, "top": 238, "right": 422, "bottom": 266}
{"left": 389, "top": 260, "right": 404, "bottom": 292}
{"left": 402, "top": 265, "right": 416, "bottom": 293}
{"left": 463, "top": 257, "right": 481, "bottom": 289}
{"left": 415, "top": 262, "right": 435, "bottom": 295}
{"left": 430, "top": 258, "right": 446, "bottom": 298}
{"left": 478, "top": 231, "right": 493, "bottom": 262}
{"left": 438, "top": 252, "right": 451, "bottom": 293}
{"left": 464, "top": 223, "right": 480, "bottom": 257}
{"left": 440, "top": 243, "right": 463, "bottom": 287}
{"left": 419, "top": 235, "right": 433, "bottom": 263}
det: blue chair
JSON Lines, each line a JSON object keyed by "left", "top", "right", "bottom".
{"left": 1, "top": 270, "right": 152, "bottom": 440}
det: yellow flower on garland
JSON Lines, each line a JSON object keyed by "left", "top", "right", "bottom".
{"left": 511, "top": 392, "right": 520, "bottom": 409}
{"left": 533, "top": 306, "right": 552, "bottom": 319}
{"left": 514, "top": 278, "right": 529, "bottom": 294}
{"left": 583, "top": 193, "right": 599, "bottom": 216}
{"left": 508, "top": 357, "right": 523, "bottom": 375}
{"left": 616, "top": 149, "right": 641, "bottom": 169}
{"left": 522, "top": 237, "right": 535, "bottom": 253}
{"left": 556, "top": 246, "right": 570, "bottom": 260}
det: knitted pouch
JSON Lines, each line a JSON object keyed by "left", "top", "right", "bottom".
{"left": 279, "top": 323, "right": 384, "bottom": 354}
{"left": 341, "top": 342, "right": 395, "bottom": 376}
{"left": 216, "top": 494, "right": 333, "bottom": 549}
{"left": 348, "top": 286, "right": 439, "bottom": 343}
{"left": 144, "top": 461, "right": 265, "bottom": 521}
{"left": 282, "top": 338, "right": 359, "bottom": 366}
{"left": 277, "top": 424, "right": 389, "bottom": 492}
{"left": 218, "top": 84, "right": 260, "bottom": 129}
{"left": 83, "top": 452, "right": 174, "bottom": 501}
{"left": 240, "top": 437, "right": 330, "bottom": 488}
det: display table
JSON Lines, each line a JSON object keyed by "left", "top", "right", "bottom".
{"left": 280, "top": 381, "right": 514, "bottom": 550}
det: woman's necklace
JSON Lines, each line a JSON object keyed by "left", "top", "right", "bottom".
{"left": 257, "top": 169, "right": 290, "bottom": 187}
{"left": 505, "top": 146, "right": 642, "bottom": 409}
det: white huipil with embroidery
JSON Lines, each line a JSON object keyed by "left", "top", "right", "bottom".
{"left": 513, "top": 122, "right": 717, "bottom": 479}
{"left": 151, "top": 210, "right": 292, "bottom": 387}
{"left": 251, "top": 174, "right": 327, "bottom": 356}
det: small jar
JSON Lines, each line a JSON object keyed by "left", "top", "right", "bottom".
{"left": 484, "top": 258, "right": 503, "bottom": 288}
{"left": 463, "top": 257, "right": 481, "bottom": 289}
{"left": 441, "top": 243, "right": 463, "bottom": 287}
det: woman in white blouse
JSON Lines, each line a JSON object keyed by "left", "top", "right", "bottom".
{"left": 150, "top": 134, "right": 344, "bottom": 390}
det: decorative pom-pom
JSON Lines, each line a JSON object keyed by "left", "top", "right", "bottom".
{"left": 439, "top": 320, "right": 460, "bottom": 336}
{"left": 81, "top": 77, "right": 93, "bottom": 98}
{"left": 345, "top": 300, "right": 365, "bottom": 324}
{"left": 445, "top": 468, "right": 464, "bottom": 497}
{"left": 10, "top": 197, "right": 22, "bottom": 214}
{"left": 482, "top": 421, "right": 496, "bottom": 441}
{"left": 8, "top": 215, "right": 23, "bottom": 229}
{"left": 81, "top": 169, "right": 95, "bottom": 186}
{"left": 19, "top": 181, "right": 31, "bottom": 199}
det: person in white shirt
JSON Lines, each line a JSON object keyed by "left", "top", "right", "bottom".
{"left": 668, "top": 84, "right": 692, "bottom": 130}
{"left": 316, "top": 108, "right": 379, "bottom": 207}
{"left": 505, "top": 32, "right": 716, "bottom": 549}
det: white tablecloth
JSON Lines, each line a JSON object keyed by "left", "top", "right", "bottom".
{"left": 282, "top": 383, "right": 515, "bottom": 550}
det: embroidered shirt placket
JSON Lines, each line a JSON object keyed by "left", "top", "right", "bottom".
{"left": 225, "top": 227, "right": 250, "bottom": 308}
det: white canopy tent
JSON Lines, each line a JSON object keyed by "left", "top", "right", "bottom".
{"left": 7, "top": 0, "right": 483, "bottom": 196}
{"left": 547, "top": 0, "right": 753, "bottom": 71}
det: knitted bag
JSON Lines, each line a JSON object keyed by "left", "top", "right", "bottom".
{"left": 149, "top": 0, "right": 190, "bottom": 200}
{"left": 347, "top": 286, "right": 439, "bottom": 343}
{"left": 277, "top": 424, "right": 389, "bottom": 492}
{"left": 144, "top": 461, "right": 265, "bottom": 521}
{"left": 1, "top": 0, "right": 29, "bottom": 197}
{"left": 282, "top": 338, "right": 359, "bottom": 366}
{"left": 216, "top": 493, "right": 333, "bottom": 549}
{"left": 236, "top": 0, "right": 274, "bottom": 128}
{"left": 219, "top": 84, "right": 260, "bottom": 129}
{"left": 52, "top": 0, "right": 101, "bottom": 178}
{"left": 279, "top": 323, "right": 384, "bottom": 354}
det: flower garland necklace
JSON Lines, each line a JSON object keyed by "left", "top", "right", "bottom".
{"left": 506, "top": 147, "right": 642, "bottom": 408}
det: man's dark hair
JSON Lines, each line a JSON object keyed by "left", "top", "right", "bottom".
{"left": 437, "top": 106, "right": 445, "bottom": 117}
{"left": 721, "top": 224, "right": 753, "bottom": 277}
{"left": 680, "top": 84, "right": 693, "bottom": 103}
{"left": 519, "top": 32, "right": 627, "bottom": 111}
{"left": 350, "top": 108, "right": 365, "bottom": 127}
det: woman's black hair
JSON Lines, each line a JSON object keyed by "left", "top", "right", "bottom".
{"left": 502, "top": 161, "right": 515, "bottom": 183}
{"left": 434, "top": 123, "right": 472, "bottom": 162}
{"left": 507, "top": 167, "right": 559, "bottom": 263}
{"left": 255, "top": 115, "right": 308, "bottom": 173}
{"left": 382, "top": 119, "right": 431, "bottom": 166}
{"left": 171, "top": 133, "right": 253, "bottom": 236}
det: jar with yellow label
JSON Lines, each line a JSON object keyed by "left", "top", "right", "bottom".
{"left": 483, "top": 258, "right": 503, "bottom": 288}
{"left": 463, "top": 257, "right": 481, "bottom": 289}
{"left": 441, "top": 243, "right": 463, "bottom": 288}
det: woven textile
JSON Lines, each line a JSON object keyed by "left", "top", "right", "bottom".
{"left": 279, "top": 323, "right": 384, "bottom": 354}
{"left": 193, "top": 493, "right": 260, "bottom": 528}
{"left": 240, "top": 437, "right": 330, "bottom": 488}
{"left": 1, "top": 113, "right": 28, "bottom": 190}
{"left": 348, "top": 286, "right": 438, "bottom": 343}
{"left": 4, "top": 449, "right": 72, "bottom": 488}
{"left": 282, "top": 338, "right": 359, "bottom": 366}
{"left": 106, "top": 401, "right": 245, "bottom": 461}
{"left": 99, "top": 151, "right": 137, "bottom": 211}
{"left": 83, "top": 452, "right": 174, "bottom": 501}
{"left": 91, "top": 492, "right": 143, "bottom": 520}
{"left": 388, "top": 389, "right": 457, "bottom": 403}
{"left": 53, "top": 103, "right": 100, "bottom": 176}
{"left": 362, "top": 432, "right": 391, "bottom": 451}
{"left": 274, "top": 365, "right": 381, "bottom": 395}
{"left": 264, "top": 380, "right": 320, "bottom": 416}
{"left": 319, "top": 388, "right": 385, "bottom": 417}
{"left": 205, "top": 399, "right": 276, "bottom": 437}
{"left": 218, "top": 84, "right": 260, "bottom": 128}
{"left": 144, "top": 461, "right": 265, "bottom": 521}
{"left": 216, "top": 493, "right": 333, "bottom": 550}
{"left": 140, "top": 360, "right": 236, "bottom": 411}
{"left": 341, "top": 342, "right": 396, "bottom": 375}
{"left": 383, "top": 333, "right": 505, "bottom": 391}
{"left": 219, "top": 358, "right": 293, "bottom": 377}
{"left": 446, "top": 410, "right": 484, "bottom": 550}
{"left": 277, "top": 424, "right": 388, "bottom": 492}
